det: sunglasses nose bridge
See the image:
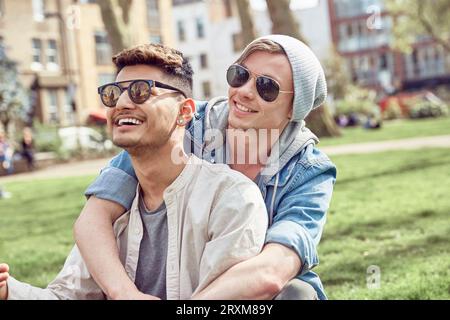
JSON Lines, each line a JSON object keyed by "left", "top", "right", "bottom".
{"left": 115, "top": 87, "right": 136, "bottom": 110}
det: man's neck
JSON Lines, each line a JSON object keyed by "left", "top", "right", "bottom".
{"left": 129, "top": 142, "right": 189, "bottom": 211}
{"left": 227, "top": 126, "right": 282, "bottom": 180}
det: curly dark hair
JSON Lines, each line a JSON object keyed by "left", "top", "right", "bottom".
{"left": 113, "top": 43, "right": 193, "bottom": 98}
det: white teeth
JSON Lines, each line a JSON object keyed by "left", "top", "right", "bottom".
{"left": 236, "top": 103, "right": 255, "bottom": 113}
{"left": 118, "top": 118, "right": 143, "bottom": 125}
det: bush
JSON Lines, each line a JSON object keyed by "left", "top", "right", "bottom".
{"left": 33, "top": 122, "right": 62, "bottom": 153}
{"left": 335, "top": 85, "right": 381, "bottom": 127}
{"left": 409, "top": 100, "right": 449, "bottom": 119}
{"left": 405, "top": 93, "right": 449, "bottom": 119}
{"left": 383, "top": 99, "right": 403, "bottom": 120}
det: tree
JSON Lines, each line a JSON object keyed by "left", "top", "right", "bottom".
{"left": 0, "top": 53, "right": 31, "bottom": 134}
{"left": 265, "top": 0, "right": 340, "bottom": 137}
{"left": 266, "top": 0, "right": 304, "bottom": 41}
{"left": 235, "top": 0, "right": 258, "bottom": 47}
{"left": 386, "top": 0, "right": 450, "bottom": 53}
{"left": 97, "top": 0, "right": 134, "bottom": 54}
{"left": 323, "top": 47, "right": 352, "bottom": 101}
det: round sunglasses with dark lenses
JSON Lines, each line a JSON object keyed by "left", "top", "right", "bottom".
{"left": 97, "top": 79, "right": 186, "bottom": 107}
{"left": 226, "top": 64, "right": 293, "bottom": 102}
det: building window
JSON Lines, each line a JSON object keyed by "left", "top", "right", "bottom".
{"left": 200, "top": 53, "right": 208, "bottom": 69}
{"left": 31, "top": 39, "right": 42, "bottom": 65}
{"left": 94, "top": 31, "right": 112, "bottom": 65}
{"left": 223, "top": 0, "right": 232, "bottom": 18}
{"left": 202, "top": 81, "right": 211, "bottom": 99}
{"left": 32, "top": 0, "right": 45, "bottom": 22}
{"left": 196, "top": 18, "right": 205, "bottom": 39}
{"left": 46, "top": 39, "right": 59, "bottom": 70}
{"left": 47, "top": 90, "right": 59, "bottom": 124}
{"left": 150, "top": 34, "right": 162, "bottom": 44}
{"left": 146, "top": 0, "right": 160, "bottom": 29}
{"left": 177, "top": 21, "right": 186, "bottom": 42}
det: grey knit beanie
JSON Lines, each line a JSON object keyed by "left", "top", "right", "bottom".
{"left": 244, "top": 35, "right": 327, "bottom": 122}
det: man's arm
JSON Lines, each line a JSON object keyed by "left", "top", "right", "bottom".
{"left": 2, "top": 246, "right": 105, "bottom": 300}
{"left": 192, "top": 243, "right": 300, "bottom": 300}
{"left": 75, "top": 152, "right": 159, "bottom": 299}
{"left": 73, "top": 196, "right": 147, "bottom": 299}
{"left": 191, "top": 179, "right": 269, "bottom": 298}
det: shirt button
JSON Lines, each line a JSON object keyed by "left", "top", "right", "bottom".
{"left": 135, "top": 228, "right": 140, "bottom": 235}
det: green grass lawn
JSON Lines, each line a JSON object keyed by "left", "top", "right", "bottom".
{"left": 319, "top": 116, "right": 450, "bottom": 147}
{"left": 0, "top": 148, "right": 449, "bottom": 299}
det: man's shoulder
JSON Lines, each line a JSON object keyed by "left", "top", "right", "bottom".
{"left": 195, "top": 157, "right": 256, "bottom": 188}
{"left": 295, "top": 144, "right": 336, "bottom": 171}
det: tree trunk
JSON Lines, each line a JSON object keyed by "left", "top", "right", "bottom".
{"left": 265, "top": 0, "right": 340, "bottom": 137}
{"left": 266, "top": 0, "right": 304, "bottom": 41}
{"left": 305, "top": 105, "right": 340, "bottom": 138}
{"left": 97, "top": 0, "right": 133, "bottom": 55}
{"left": 235, "top": 0, "right": 258, "bottom": 47}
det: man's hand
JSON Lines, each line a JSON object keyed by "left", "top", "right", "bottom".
{"left": 0, "top": 263, "right": 10, "bottom": 300}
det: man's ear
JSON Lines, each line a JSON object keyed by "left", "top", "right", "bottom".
{"left": 178, "top": 98, "right": 196, "bottom": 125}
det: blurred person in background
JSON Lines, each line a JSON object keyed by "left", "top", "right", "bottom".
{"left": 0, "top": 131, "right": 14, "bottom": 175}
{"left": 20, "top": 127, "right": 35, "bottom": 171}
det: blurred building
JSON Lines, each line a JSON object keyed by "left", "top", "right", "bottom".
{"left": 0, "top": 0, "right": 172, "bottom": 126}
{"left": 328, "top": 0, "right": 450, "bottom": 94}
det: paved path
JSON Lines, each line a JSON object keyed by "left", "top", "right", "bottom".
{"left": 0, "top": 157, "right": 110, "bottom": 183}
{"left": 1, "top": 134, "right": 449, "bottom": 182}
{"left": 320, "top": 134, "right": 450, "bottom": 156}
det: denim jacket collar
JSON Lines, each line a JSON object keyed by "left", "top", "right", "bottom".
{"left": 191, "top": 97, "right": 319, "bottom": 186}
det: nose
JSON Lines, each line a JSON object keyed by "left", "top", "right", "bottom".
{"left": 236, "top": 76, "right": 256, "bottom": 100}
{"left": 115, "top": 89, "right": 136, "bottom": 111}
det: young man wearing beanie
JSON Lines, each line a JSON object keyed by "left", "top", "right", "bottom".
{"left": 74, "top": 35, "right": 336, "bottom": 300}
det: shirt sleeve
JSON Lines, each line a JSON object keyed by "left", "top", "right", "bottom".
{"left": 7, "top": 245, "right": 105, "bottom": 300}
{"left": 193, "top": 180, "right": 268, "bottom": 294}
{"left": 265, "top": 160, "right": 336, "bottom": 276}
{"left": 84, "top": 150, "right": 138, "bottom": 210}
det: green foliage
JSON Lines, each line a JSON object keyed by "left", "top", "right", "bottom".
{"left": 0, "top": 55, "right": 31, "bottom": 132}
{"left": 386, "top": 0, "right": 450, "bottom": 53}
{"left": 32, "top": 121, "right": 62, "bottom": 153}
{"left": 403, "top": 94, "right": 449, "bottom": 119}
{"left": 408, "top": 101, "right": 448, "bottom": 119}
{"left": 383, "top": 99, "right": 403, "bottom": 120}
{"left": 324, "top": 47, "right": 352, "bottom": 101}
{"left": 335, "top": 85, "right": 380, "bottom": 117}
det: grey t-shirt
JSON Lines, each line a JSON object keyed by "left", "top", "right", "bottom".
{"left": 134, "top": 193, "right": 168, "bottom": 299}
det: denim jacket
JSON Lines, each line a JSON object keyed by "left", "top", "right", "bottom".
{"left": 85, "top": 97, "right": 337, "bottom": 300}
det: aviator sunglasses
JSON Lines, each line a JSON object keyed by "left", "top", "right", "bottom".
{"left": 226, "top": 64, "right": 294, "bottom": 102}
{"left": 97, "top": 79, "right": 187, "bottom": 107}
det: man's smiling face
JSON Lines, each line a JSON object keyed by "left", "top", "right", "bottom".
{"left": 227, "top": 50, "right": 294, "bottom": 131}
{"left": 106, "top": 64, "right": 183, "bottom": 153}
